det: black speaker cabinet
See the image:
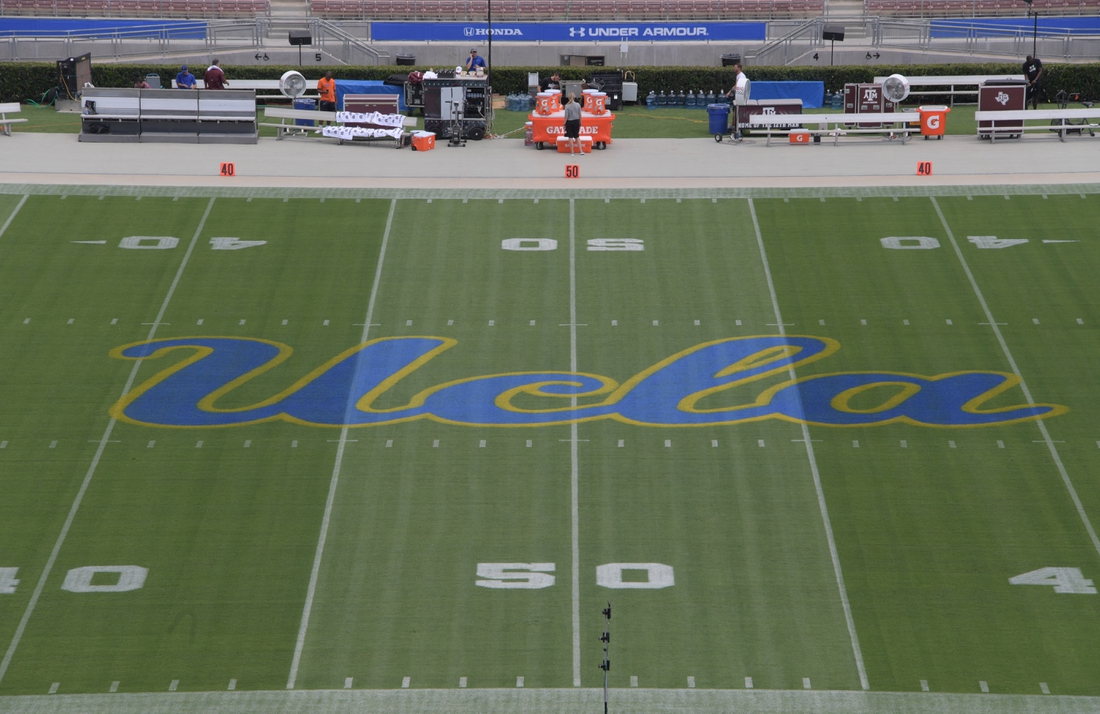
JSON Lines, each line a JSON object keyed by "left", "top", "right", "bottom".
{"left": 822, "top": 25, "right": 845, "bottom": 42}
{"left": 288, "top": 30, "right": 312, "bottom": 46}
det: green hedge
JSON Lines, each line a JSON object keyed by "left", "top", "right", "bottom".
{"left": 4, "top": 61, "right": 1098, "bottom": 105}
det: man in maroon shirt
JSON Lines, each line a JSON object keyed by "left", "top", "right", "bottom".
{"left": 203, "top": 59, "right": 228, "bottom": 90}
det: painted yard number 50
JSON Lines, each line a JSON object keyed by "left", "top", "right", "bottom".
{"left": 476, "top": 562, "right": 674, "bottom": 589}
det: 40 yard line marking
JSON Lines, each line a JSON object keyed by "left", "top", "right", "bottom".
{"left": 748, "top": 198, "right": 869, "bottom": 691}
{"left": 0, "top": 197, "right": 217, "bottom": 687}
{"left": 931, "top": 197, "right": 1100, "bottom": 559}
{"left": 286, "top": 198, "right": 397, "bottom": 690}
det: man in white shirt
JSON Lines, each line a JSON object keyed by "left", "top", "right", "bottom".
{"left": 725, "top": 63, "right": 748, "bottom": 139}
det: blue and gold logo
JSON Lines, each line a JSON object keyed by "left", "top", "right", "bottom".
{"left": 109, "top": 335, "right": 1064, "bottom": 429}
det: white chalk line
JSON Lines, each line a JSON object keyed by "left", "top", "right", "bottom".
{"left": 286, "top": 198, "right": 397, "bottom": 690}
{"left": 0, "top": 197, "right": 217, "bottom": 686}
{"left": 748, "top": 198, "right": 869, "bottom": 691}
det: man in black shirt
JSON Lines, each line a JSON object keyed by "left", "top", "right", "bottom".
{"left": 539, "top": 73, "right": 561, "bottom": 93}
{"left": 1023, "top": 55, "right": 1043, "bottom": 109}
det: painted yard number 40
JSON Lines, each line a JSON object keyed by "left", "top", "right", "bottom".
{"left": 1010, "top": 567, "right": 1096, "bottom": 594}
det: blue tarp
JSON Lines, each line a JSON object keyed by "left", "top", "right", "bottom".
{"left": 0, "top": 18, "right": 205, "bottom": 38}
{"left": 335, "top": 80, "right": 405, "bottom": 112}
{"left": 750, "top": 81, "right": 824, "bottom": 109}
{"left": 371, "top": 21, "right": 766, "bottom": 43}
{"left": 930, "top": 16, "right": 1100, "bottom": 38}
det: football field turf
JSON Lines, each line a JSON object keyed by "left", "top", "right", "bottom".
{"left": 1, "top": 187, "right": 1099, "bottom": 711}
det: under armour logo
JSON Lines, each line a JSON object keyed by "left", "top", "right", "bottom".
{"left": 569, "top": 27, "right": 585, "bottom": 37}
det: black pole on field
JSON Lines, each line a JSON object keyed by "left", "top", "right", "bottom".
{"left": 598, "top": 603, "right": 611, "bottom": 714}
{"left": 830, "top": 38, "right": 835, "bottom": 66}
{"left": 1032, "top": 9, "right": 1038, "bottom": 58}
{"left": 487, "top": 0, "right": 492, "bottom": 80}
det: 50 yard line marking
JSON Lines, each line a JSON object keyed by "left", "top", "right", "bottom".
{"left": 931, "top": 197, "right": 1100, "bottom": 559}
{"left": 569, "top": 198, "right": 581, "bottom": 688}
{"left": 748, "top": 198, "right": 869, "bottom": 691}
{"left": 286, "top": 198, "right": 397, "bottom": 690}
{"left": 0, "top": 196, "right": 217, "bottom": 686}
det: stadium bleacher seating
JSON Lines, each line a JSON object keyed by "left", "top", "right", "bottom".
{"left": 865, "top": 0, "right": 1096, "bottom": 16}
{"left": 307, "top": 0, "right": 822, "bottom": 19}
{"left": 0, "top": 0, "right": 268, "bottom": 17}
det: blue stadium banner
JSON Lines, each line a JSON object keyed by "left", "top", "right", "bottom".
{"left": 370, "top": 21, "right": 766, "bottom": 43}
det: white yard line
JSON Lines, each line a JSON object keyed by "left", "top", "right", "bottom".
{"left": 748, "top": 198, "right": 869, "bottom": 691}
{"left": 286, "top": 198, "right": 397, "bottom": 690}
{"left": 0, "top": 194, "right": 28, "bottom": 241}
{"left": 569, "top": 198, "right": 581, "bottom": 688}
{"left": 0, "top": 197, "right": 217, "bottom": 687}
{"left": 931, "top": 197, "right": 1100, "bottom": 559}
{"left": 4, "top": 688, "right": 1098, "bottom": 714}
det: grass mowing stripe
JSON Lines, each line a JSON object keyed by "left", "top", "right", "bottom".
{"left": 286, "top": 198, "right": 398, "bottom": 691}
{"left": 0, "top": 195, "right": 27, "bottom": 241}
{"left": 748, "top": 198, "right": 870, "bottom": 692}
{"left": 569, "top": 198, "right": 581, "bottom": 688}
{"left": 0, "top": 196, "right": 217, "bottom": 687}
{"left": 930, "top": 196, "right": 1100, "bottom": 560}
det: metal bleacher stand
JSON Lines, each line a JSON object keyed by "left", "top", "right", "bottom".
{"left": 171, "top": 79, "right": 319, "bottom": 99}
{"left": 748, "top": 111, "right": 922, "bottom": 145}
{"left": 975, "top": 108, "right": 1100, "bottom": 143}
{"left": 79, "top": 87, "right": 257, "bottom": 143}
{"left": 872, "top": 75, "right": 1025, "bottom": 105}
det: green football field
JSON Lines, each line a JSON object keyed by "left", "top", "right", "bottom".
{"left": 1, "top": 187, "right": 1099, "bottom": 711}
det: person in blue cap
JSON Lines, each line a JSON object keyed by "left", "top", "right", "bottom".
{"left": 176, "top": 65, "right": 197, "bottom": 90}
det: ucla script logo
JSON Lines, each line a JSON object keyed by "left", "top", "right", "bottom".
{"left": 108, "top": 336, "right": 1064, "bottom": 429}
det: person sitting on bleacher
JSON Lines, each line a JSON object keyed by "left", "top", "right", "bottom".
{"left": 204, "top": 60, "right": 228, "bottom": 90}
{"left": 176, "top": 65, "right": 197, "bottom": 90}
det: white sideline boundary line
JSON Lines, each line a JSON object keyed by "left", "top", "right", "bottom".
{"left": 0, "top": 194, "right": 28, "bottom": 241}
{"left": 931, "top": 197, "right": 1100, "bottom": 559}
{"left": 748, "top": 198, "right": 870, "bottom": 691}
{"left": 4, "top": 687, "right": 1099, "bottom": 714}
{"left": 568, "top": 198, "right": 581, "bottom": 688}
{"left": 286, "top": 198, "right": 397, "bottom": 690}
{"left": 0, "top": 197, "right": 217, "bottom": 686}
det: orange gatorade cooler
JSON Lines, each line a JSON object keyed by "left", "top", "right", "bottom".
{"left": 918, "top": 105, "right": 950, "bottom": 139}
{"left": 547, "top": 89, "right": 562, "bottom": 112}
{"left": 411, "top": 131, "right": 435, "bottom": 151}
{"left": 536, "top": 92, "right": 553, "bottom": 116}
{"left": 591, "top": 92, "right": 607, "bottom": 115}
{"left": 582, "top": 89, "right": 598, "bottom": 113}
{"left": 789, "top": 129, "right": 811, "bottom": 144}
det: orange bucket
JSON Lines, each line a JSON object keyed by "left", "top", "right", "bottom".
{"left": 535, "top": 92, "right": 553, "bottom": 116}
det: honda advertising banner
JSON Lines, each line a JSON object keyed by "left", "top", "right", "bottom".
{"left": 370, "top": 21, "right": 766, "bottom": 42}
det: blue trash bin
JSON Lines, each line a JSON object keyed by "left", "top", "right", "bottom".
{"left": 294, "top": 97, "right": 316, "bottom": 127}
{"left": 707, "top": 104, "right": 730, "bottom": 135}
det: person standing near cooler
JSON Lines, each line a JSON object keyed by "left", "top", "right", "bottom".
{"left": 318, "top": 71, "right": 336, "bottom": 112}
{"left": 464, "top": 48, "right": 486, "bottom": 73}
{"left": 204, "top": 59, "right": 228, "bottom": 90}
{"left": 176, "top": 65, "right": 197, "bottom": 89}
{"left": 1023, "top": 55, "right": 1043, "bottom": 109}
{"left": 725, "top": 62, "right": 748, "bottom": 139}
{"left": 563, "top": 94, "right": 582, "bottom": 155}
